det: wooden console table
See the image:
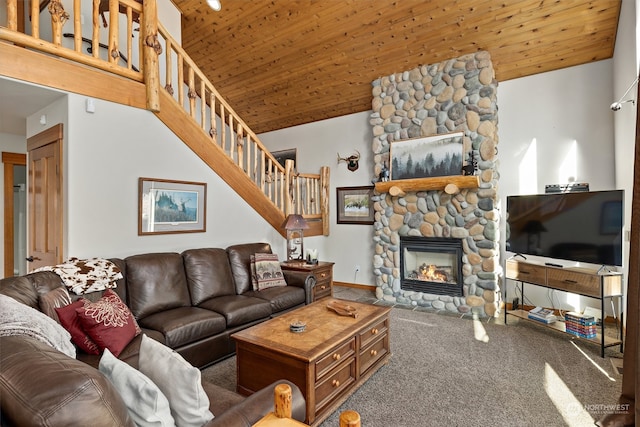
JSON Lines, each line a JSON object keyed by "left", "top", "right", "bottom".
{"left": 505, "top": 259, "right": 624, "bottom": 357}
{"left": 281, "top": 261, "right": 334, "bottom": 302}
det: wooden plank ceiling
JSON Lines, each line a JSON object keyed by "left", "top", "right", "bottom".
{"left": 177, "top": 0, "right": 621, "bottom": 135}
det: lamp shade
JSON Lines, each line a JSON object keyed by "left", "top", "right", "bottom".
{"left": 283, "top": 214, "right": 309, "bottom": 230}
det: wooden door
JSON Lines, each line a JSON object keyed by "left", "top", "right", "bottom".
{"left": 27, "top": 124, "right": 63, "bottom": 271}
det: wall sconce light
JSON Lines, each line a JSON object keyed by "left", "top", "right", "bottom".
{"left": 283, "top": 214, "right": 309, "bottom": 262}
{"left": 207, "top": 0, "right": 221, "bottom": 11}
{"left": 610, "top": 75, "right": 638, "bottom": 111}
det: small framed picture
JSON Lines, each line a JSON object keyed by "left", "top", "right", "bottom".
{"left": 336, "top": 186, "right": 374, "bottom": 225}
{"left": 138, "top": 178, "right": 206, "bottom": 235}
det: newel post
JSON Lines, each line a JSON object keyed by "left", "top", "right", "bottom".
{"left": 284, "top": 159, "right": 295, "bottom": 216}
{"left": 142, "top": 0, "right": 161, "bottom": 112}
{"left": 320, "top": 166, "right": 330, "bottom": 236}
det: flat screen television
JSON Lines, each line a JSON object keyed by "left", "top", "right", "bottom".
{"left": 506, "top": 190, "right": 624, "bottom": 266}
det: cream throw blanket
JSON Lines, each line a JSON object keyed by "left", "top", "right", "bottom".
{"left": 0, "top": 294, "right": 76, "bottom": 358}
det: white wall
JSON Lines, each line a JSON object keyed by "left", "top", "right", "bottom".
{"left": 613, "top": 0, "right": 639, "bottom": 258}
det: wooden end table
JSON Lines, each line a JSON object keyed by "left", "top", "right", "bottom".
{"left": 233, "top": 298, "right": 391, "bottom": 426}
{"left": 280, "top": 261, "right": 334, "bottom": 302}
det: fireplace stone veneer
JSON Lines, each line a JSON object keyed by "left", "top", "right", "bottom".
{"left": 370, "top": 51, "right": 501, "bottom": 317}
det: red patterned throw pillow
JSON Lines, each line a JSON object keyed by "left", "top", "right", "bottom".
{"left": 253, "top": 253, "right": 287, "bottom": 291}
{"left": 75, "top": 289, "right": 140, "bottom": 357}
{"left": 55, "top": 299, "right": 101, "bottom": 355}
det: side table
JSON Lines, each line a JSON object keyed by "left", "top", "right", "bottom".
{"left": 280, "top": 261, "right": 334, "bottom": 302}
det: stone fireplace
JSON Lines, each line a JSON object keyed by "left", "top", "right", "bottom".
{"left": 369, "top": 51, "right": 501, "bottom": 317}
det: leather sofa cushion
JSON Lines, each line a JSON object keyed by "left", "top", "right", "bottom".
{"left": 0, "top": 275, "right": 39, "bottom": 308}
{"left": 0, "top": 335, "right": 135, "bottom": 427}
{"left": 138, "top": 306, "right": 227, "bottom": 348}
{"left": 198, "top": 295, "right": 272, "bottom": 328}
{"left": 26, "top": 271, "right": 67, "bottom": 298}
{"left": 244, "top": 286, "right": 306, "bottom": 313}
{"left": 226, "top": 243, "right": 272, "bottom": 295}
{"left": 183, "top": 248, "right": 237, "bottom": 305}
{"left": 125, "top": 252, "right": 191, "bottom": 319}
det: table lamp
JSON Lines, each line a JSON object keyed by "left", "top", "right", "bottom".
{"left": 283, "top": 214, "right": 309, "bottom": 261}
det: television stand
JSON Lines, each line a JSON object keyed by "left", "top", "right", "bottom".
{"left": 505, "top": 259, "right": 624, "bottom": 358}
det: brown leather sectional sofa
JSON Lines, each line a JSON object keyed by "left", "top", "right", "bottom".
{"left": 0, "top": 242, "right": 313, "bottom": 427}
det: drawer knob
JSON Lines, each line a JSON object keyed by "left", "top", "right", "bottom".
{"left": 320, "top": 285, "right": 326, "bottom": 290}
{"left": 332, "top": 379, "right": 340, "bottom": 387}
{"left": 320, "top": 273, "right": 326, "bottom": 278}
{"left": 333, "top": 353, "right": 340, "bottom": 361}
{"left": 371, "top": 328, "right": 378, "bottom": 335}
{"left": 370, "top": 349, "right": 377, "bottom": 356}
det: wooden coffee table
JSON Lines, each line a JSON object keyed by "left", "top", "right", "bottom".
{"left": 232, "top": 298, "right": 391, "bottom": 426}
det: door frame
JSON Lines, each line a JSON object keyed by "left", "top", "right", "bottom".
{"left": 2, "top": 151, "right": 26, "bottom": 277}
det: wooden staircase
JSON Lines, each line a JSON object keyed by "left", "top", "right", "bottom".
{"left": 0, "top": 0, "right": 330, "bottom": 237}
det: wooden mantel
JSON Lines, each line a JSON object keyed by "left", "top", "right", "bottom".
{"left": 374, "top": 175, "right": 479, "bottom": 195}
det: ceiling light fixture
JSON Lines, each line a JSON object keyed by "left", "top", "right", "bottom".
{"left": 610, "top": 75, "right": 639, "bottom": 111}
{"left": 207, "top": 0, "right": 221, "bottom": 11}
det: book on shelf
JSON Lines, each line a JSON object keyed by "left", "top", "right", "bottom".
{"left": 564, "top": 311, "right": 598, "bottom": 337}
{"left": 528, "top": 306, "right": 557, "bottom": 324}
{"left": 565, "top": 311, "right": 596, "bottom": 325}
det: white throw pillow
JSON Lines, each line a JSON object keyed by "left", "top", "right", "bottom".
{"left": 138, "top": 334, "right": 214, "bottom": 427}
{"left": 0, "top": 294, "right": 75, "bottom": 358}
{"left": 99, "top": 349, "right": 176, "bottom": 427}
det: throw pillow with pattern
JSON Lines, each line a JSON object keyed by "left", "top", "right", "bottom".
{"left": 76, "top": 289, "right": 140, "bottom": 357}
{"left": 56, "top": 299, "right": 101, "bottom": 355}
{"left": 253, "top": 253, "right": 287, "bottom": 291}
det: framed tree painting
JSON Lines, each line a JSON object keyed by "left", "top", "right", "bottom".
{"left": 390, "top": 132, "right": 464, "bottom": 180}
{"left": 138, "top": 178, "right": 206, "bottom": 235}
{"left": 336, "top": 186, "right": 374, "bottom": 225}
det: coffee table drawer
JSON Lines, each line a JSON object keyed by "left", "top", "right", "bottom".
{"left": 359, "top": 317, "right": 389, "bottom": 349}
{"left": 314, "top": 358, "right": 356, "bottom": 413}
{"left": 315, "top": 338, "right": 355, "bottom": 380}
{"left": 360, "top": 333, "right": 389, "bottom": 375}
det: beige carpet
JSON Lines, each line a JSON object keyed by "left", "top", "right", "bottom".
{"left": 202, "top": 305, "right": 624, "bottom": 426}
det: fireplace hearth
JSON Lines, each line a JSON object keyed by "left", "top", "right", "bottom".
{"left": 400, "top": 236, "right": 463, "bottom": 297}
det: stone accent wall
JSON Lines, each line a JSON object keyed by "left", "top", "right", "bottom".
{"left": 369, "top": 51, "right": 501, "bottom": 317}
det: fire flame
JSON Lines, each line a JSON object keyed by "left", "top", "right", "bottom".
{"left": 418, "top": 263, "right": 448, "bottom": 282}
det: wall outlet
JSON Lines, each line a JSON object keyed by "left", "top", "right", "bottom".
{"left": 354, "top": 265, "right": 360, "bottom": 273}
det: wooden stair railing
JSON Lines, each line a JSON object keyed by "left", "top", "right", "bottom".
{"left": 0, "top": 0, "right": 329, "bottom": 237}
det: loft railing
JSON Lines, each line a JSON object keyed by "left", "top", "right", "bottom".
{"left": 0, "top": 0, "right": 329, "bottom": 233}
